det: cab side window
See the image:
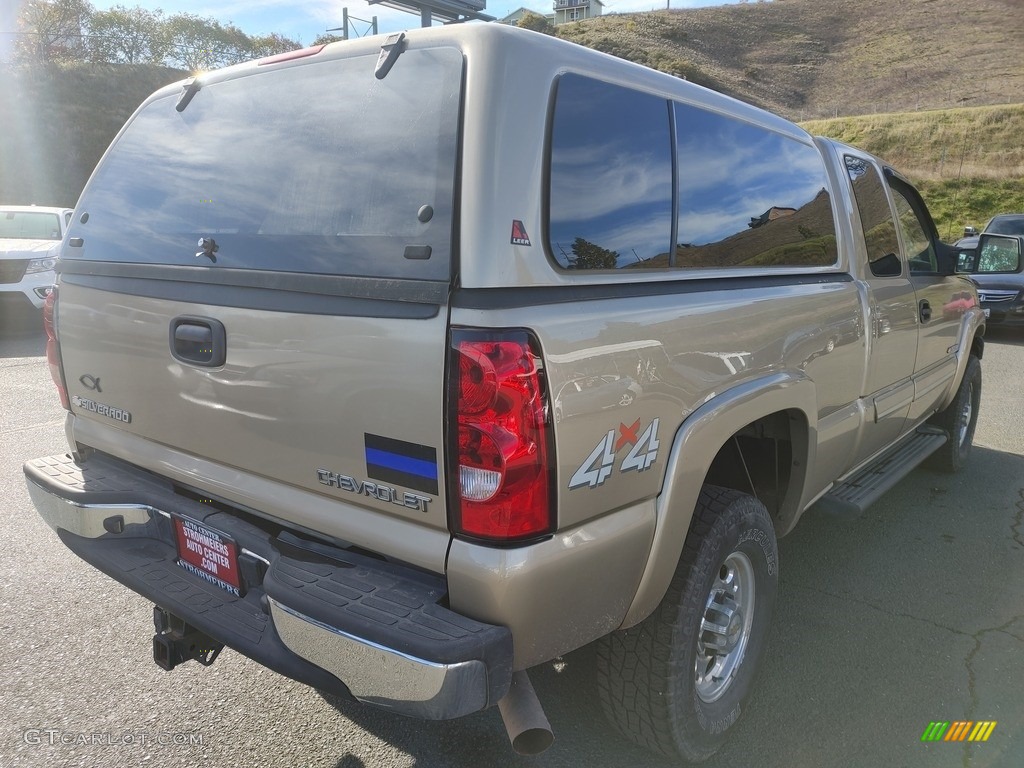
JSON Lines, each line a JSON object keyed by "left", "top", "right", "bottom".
{"left": 845, "top": 156, "right": 902, "bottom": 278}
{"left": 890, "top": 188, "right": 937, "bottom": 274}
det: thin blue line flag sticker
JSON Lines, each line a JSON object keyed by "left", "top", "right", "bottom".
{"left": 364, "top": 434, "right": 439, "bottom": 496}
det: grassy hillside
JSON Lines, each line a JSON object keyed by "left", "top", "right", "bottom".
{"left": 918, "top": 178, "right": 1024, "bottom": 241}
{"left": 3, "top": 0, "right": 1022, "bottom": 234}
{"left": 557, "top": 0, "right": 1023, "bottom": 120}
{"left": 803, "top": 104, "right": 1024, "bottom": 238}
{"left": 553, "top": 0, "right": 1024, "bottom": 237}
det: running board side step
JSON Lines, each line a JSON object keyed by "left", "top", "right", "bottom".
{"left": 813, "top": 427, "right": 948, "bottom": 519}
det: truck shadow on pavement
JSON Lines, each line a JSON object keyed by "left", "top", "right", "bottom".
{"left": 984, "top": 326, "right": 1024, "bottom": 348}
{"left": 318, "top": 644, "right": 667, "bottom": 768}
{"left": 319, "top": 446, "right": 1024, "bottom": 768}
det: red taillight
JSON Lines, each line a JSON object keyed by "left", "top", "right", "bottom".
{"left": 449, "top": 330, "right": 554, "bottom": 542}
{"left": 43, "top": 287, "right": 69, "bottom": 410}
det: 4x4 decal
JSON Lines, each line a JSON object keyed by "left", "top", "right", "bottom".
{"left": 569, "top": 418, "right": 660, "bottom": 490}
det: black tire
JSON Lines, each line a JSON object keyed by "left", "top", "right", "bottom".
{"left": 596, "top": 485, "right": 778, "bottom": 762}
{"left": 928, "top": 355, "right": 981, "bottom": 473}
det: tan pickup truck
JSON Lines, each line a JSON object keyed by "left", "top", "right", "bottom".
{"left": 25, "top": 24, "right": 984, "bottom": 761}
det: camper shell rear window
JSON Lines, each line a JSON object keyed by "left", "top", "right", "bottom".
{"left": 65, "top": 46, "right": 462, "bottom": 281}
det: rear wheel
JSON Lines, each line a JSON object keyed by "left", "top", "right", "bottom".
{"left": 596, "top": 485, "right": 778, "bottom": 762}
{"left": 928, "top": 355, "right": 981, "bottom": 473}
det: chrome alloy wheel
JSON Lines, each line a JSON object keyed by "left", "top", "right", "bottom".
{"left": 694, "top": 551, "right": 756, "bottom": 703}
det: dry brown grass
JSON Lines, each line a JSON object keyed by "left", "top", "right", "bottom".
{"left": 3, "top": 0, "right": 1022, "bottom": 212}
{"left": 557, "top": 0, "right": 1024, "bottom": 120}
{"left": 802, "top": 103, "right": 1024, "bottom": 181}
{"left": 802, "top": 104, "right": 1024, "bottom": 238}
{"left": 555, "top": 0, "right": 1024, "bottom": 238}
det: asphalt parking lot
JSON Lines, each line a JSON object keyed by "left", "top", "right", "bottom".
{"left": 1, "top": 324, "right": 1022, "bottom": 768}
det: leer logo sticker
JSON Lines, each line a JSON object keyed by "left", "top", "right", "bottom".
{"left": 511, "top": 220, "right": 532, "bottom": 246}
{"left": 569, "top": 418, "right": 660, "bottom": 489}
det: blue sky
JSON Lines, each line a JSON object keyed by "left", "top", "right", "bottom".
{"left": 72, "top": 0, "right": 754, "bottom": 46}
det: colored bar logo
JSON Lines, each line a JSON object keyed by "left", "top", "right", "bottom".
{"left": 364, "top": 433, "right": 439, "bottom": 496}
{"left": 921, "top": 721, "right": 996, "bottom": 742}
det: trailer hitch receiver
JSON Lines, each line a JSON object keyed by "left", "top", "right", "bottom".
{"left": 152, "top": 606, "right": 224, "bottom": 671}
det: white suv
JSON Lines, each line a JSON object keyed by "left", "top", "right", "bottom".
{"left": 0, "top": 205, "right": 73, "bottom": 323}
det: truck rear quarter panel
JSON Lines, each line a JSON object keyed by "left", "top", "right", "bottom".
{"left": 452, "top": 282, "right": 863, "bottom": 530}
{"left": 447, "top": 279, "right": 864, "bottom": 661}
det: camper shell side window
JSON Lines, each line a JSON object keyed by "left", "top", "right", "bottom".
{"left": 547, "top": 74, "right": 839, "bottom": 272}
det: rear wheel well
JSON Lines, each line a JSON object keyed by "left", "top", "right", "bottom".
{"left": 971, "top": 333, "right": 984, "bottom": 360}
{"left": 703, "top": 410, "right": 807, "bottom": 526}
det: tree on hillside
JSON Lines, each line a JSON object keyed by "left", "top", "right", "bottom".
{"left": 214, "top": 22, "right": 254, "bottom": 66}
{"left": 570, "top": 237, "right": 619, "bottom": 269}
{"left": 15, "top": 0, "right": 93, "bottom": 64}
{"left": 312, "top": 33, "right": 345, "bottom": 46}
{"left": 164, "top": 13, "right": 294, "bottom": 70}
{"left": 14, "top": 0, "right": 299, "bottom": 69}
{"left": 87, "top": 5, "right": 169, "bottom": 64}
{"left": 517, "top": 11, "right": 554, "bottom": 35}
{"left": 164, "top": 14, "right": 232, "bottom": 70}
{"left": 249, "top": 33, "right": 300, "bottom": 59}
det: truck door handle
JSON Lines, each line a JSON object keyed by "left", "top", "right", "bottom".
{"left": 170, "top": 317, "right": 226, "bottom": 367}
{"left": 919, "top": 299, "right": 932, "bottom": 323}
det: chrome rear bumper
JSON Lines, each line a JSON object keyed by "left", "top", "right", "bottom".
{"left": 25, "top": 453, "right": 512, "bottom": 719}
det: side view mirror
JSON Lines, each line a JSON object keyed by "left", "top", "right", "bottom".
{"left": 935, "top": 240, "right": 961, "bottom": 275}
{"left": 974, "top": 233, "right": 1022, "bottom": 273}
{"left": 962, "top": 225, "right": 978, "bottom": 238}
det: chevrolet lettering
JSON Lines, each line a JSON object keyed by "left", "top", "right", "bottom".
{"left": 315, "top": 469, "right": 431, "bottom": 513}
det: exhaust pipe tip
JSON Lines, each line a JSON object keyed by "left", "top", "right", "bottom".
{"left": 509, "top": 726, "right": 555, "bottom": 757}
{"left": 497, "top": 670, "right": 554, "bottom": 756}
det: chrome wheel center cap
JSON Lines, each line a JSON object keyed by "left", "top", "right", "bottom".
{"left": 701, "top": 595, "right": 742, "bottom": 652}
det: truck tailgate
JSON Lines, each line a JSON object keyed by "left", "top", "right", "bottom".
{"left": 57, "top": 282, "right": 452, "bottom": 544}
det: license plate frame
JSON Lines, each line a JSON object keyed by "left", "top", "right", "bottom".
{"left": 172, "top": 515, "right": 243, "bottom": 597}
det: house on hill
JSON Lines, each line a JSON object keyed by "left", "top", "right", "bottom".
{"left": 748, "top": 206, "right": 797, "bottom": 229}
{"left": 499, "top": 0, "right": 602, "bottom": 26}
{"left": 553, "top": 0, "right": 604, "bottom": 23}
{"left": 499, "top": 7, "right": 552, "bottom": 24}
